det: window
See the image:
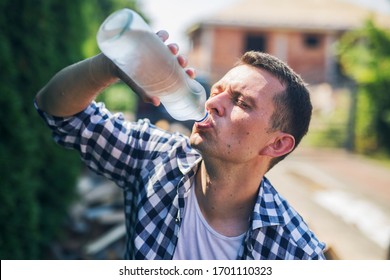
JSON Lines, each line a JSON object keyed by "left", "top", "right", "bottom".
{"left": 245, "top": 34, "right": 267, "bottom": 52}
{"left": 303, "top": 34, "right": 322, "bottom": 49}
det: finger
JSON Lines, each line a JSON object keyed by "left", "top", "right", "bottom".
{"left": 177, "top": 54, "right": 188, "bottom": 68}
{"left": 149, "top": 96, "right": 161, "bottom": 107}
{"left": 185, "top": 68, "right": 196, "bottom": 79}
{"left": 139, "top": 95, "right": 160, "bottom": 106}
{"left": 168, "top": 43, "right": 179, "bottom": 55}
{"left": 156, "top": 30, "right": 169, "bottom": 42}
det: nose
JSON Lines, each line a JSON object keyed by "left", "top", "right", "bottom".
{"left": 205, "top": 92, "right": 226, "bottom": 117}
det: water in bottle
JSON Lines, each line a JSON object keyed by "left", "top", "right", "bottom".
{"left": 96, "top": 8, "right": 208, "bottom": 122}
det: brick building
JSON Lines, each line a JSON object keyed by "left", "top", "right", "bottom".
{"left": 187, "top": 0, "right": 390, "bottom": 85}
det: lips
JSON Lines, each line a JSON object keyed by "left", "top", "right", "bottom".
{"left": 195, "top": 115, "right": 213, "bottom": 130}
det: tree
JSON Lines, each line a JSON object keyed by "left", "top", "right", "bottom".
{"left": 338, "top": 19, "right": 390, "bottom": 155}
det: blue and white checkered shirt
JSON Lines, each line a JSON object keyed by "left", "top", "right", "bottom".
{"left": 36, "top": 101, "right": 326, "bottom": 260}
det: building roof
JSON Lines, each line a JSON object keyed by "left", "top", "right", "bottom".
{"left": 194, "top": 0, "right": 390, "bottom": 32}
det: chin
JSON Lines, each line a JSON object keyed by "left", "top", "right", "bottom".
{"left": 189, "top": 133, "right": 201, "bottom": 147}
{"left": 192, "top": 132, "right": 211, "bottom": 151}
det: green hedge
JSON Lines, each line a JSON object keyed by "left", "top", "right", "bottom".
{"left": 0, "top": 0, "right": 139, "bottom": 259}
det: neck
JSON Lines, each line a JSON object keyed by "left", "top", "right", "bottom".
{"left": 194, "top": 159, "right": 264, "bottom": 236}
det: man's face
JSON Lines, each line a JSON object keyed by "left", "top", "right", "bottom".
{"left": 190, "top": 64, "right": 285, "bottom": 164}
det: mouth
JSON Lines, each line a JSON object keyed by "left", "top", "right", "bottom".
{"left": 194, "top": 115, "right": 213, "bottom": 130}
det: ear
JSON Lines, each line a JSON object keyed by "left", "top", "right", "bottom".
{"left": 259, "top": 133, "right": 295, "bottom": 158}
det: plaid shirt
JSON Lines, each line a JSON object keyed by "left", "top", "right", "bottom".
{"left": 36, "top": 101, "right": 326, "bottom": 260}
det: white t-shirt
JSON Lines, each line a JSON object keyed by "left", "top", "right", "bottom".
{"left": 173, "top": 185, "right": 245, "bottom": 260}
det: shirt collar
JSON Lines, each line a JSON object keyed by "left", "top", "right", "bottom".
{"left": 177, "top": 148, "right": 202, "bottom": 175}
{"left": 251, "top": 177, "right": 285, "bottom": 229}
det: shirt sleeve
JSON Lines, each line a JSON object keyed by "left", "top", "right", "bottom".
{"left": 34, "top": 100, "right": 174, "bottom": 188}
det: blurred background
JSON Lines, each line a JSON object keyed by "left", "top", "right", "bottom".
{"left": 1, "top": 0, "right": 390, "bottom": 260}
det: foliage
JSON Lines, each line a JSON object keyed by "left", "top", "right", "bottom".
{"left": 0, "top": 0, "right": 140, "bottom": 259}
{"left": 303, "top": 89, "right": 350, "bottom": 148}
{"left": 0, "top": 0, "right": 88, "bottom": 259}
{"left": 337, "top": 19, "right": 390, "bottom": 154}
{"left": 97, "top": 83, "right": 139, "bottom": 113}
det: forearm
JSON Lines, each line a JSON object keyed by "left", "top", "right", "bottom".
{"left": 35, "top": 53, "right": 119, "bottom": 117}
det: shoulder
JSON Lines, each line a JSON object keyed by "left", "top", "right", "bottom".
{"left": 252, "top": 178, "right": 326, "bottom": 259}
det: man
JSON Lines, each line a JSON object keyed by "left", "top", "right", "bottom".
{"left": 35, "top": 31, "right": 326, "bottom": 260}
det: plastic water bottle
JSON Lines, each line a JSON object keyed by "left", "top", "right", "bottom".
{"left": 96, "top": 8, "right": 208, "bottom": 122}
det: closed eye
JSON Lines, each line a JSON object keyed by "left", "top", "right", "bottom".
{"left": 232, "top": 93, "right": 250, "bottom": 109}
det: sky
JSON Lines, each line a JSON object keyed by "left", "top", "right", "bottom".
{"left": 138, "top": 0, "right": 390, "bottom": 54}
